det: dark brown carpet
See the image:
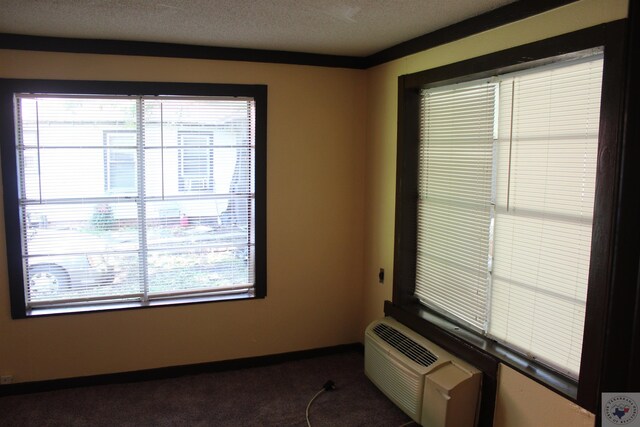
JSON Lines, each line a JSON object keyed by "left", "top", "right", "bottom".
{"left": 0, "top": 350, "right": 412, "bottom": 426}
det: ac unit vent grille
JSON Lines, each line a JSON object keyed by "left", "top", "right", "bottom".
{"left": 372, "top": 323, "right": 438, "bottom": 367}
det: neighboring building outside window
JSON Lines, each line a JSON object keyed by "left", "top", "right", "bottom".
{"left": 177, "top": 131, "right": 214, "bottom": 192}
{"left": 104, "top": 130, "right": 137, "bottom": 194}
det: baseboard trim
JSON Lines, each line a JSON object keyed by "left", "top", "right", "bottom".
{"left": 0, "top": 342, "right": 364, "bottom": 397}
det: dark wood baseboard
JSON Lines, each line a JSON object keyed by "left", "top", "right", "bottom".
{"left": 0, "top": 343, "right": 363, "bottom": 397}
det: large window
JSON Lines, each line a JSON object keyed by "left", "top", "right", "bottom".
{"left": 392, "top": 21, "right": 627, "bottom": 414}
{"left": 0, "top": 80, "right": 267, "bottom": 317}
{"left": 417, "top": 55, "right": 603, "bottom": 378}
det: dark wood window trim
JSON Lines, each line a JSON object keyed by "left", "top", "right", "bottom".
{"left": 0, "top": 1, "right": 578, "bottom": 70}
{"left": 0, "top": 33, "right": 368, "bottom": 69}
{"left": 392, "top": 19, "right": 629, "bottom": 418}
{"left": 365, "top": 0, "right": 580, "bottom": 67}
{"left": 598, "top": 2, "right": 640, "bottom": 422}
{"left": 0, "top": 79, "right": 268, "bottom": 319}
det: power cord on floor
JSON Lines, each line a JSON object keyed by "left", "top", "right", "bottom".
{"left": 304, "top": 380, "right": 414, "bottom": 427}
{"left": 305, "top": 380, "right": 336, "bottom": 427}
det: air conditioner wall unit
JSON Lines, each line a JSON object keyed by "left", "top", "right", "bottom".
{"left": 365, "top": 317, "right": 481, "bottom": 427}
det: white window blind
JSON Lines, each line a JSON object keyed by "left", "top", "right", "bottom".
{"left": 15, "top": 94, "right": 256, "bottom": 310}
{"left": 416, "top": 54, "right": 603, "bottom": 377}
{"left": 489, "top": 57, "right": 603, "bottom": 377}
{"left": 416, "top": 82, "right": 497, "bottom": 332}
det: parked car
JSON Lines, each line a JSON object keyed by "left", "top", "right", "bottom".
{"left": 26, "top": 230, "right": 118, "bottom": 299}
{"left": 24, "top": 224, "right": 249, "bottom": 300}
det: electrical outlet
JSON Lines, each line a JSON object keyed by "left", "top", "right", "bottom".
{"left": 0, "top": 375, "right": 13, "bottom": 385}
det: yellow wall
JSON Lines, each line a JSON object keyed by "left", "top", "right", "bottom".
{"left": 361, "top": 0, "right": 627, "bottom": 425}
{"left": 362, "top": 0, "right": 629, "bottom": 327}
{"left": 0, "top": 51, "right": 367, "bottom": 382}
{"left": 494, "top": 365, "right": 595, "bottom": 427}
{"left": 0, "top": 0, "right": 630, "bottom": 425}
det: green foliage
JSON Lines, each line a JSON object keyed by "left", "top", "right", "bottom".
{"left": 91, "top": 204, "right": 115, "bottom": 231}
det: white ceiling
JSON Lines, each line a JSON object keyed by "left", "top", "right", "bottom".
{"left": 0, "top": 0, "right": 516, "bottom": 57}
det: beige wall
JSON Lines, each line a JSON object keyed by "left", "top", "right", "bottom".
{"left": 361, "top": 0, "right": 628, "bottom": 328}
{"left": 361, "top": 0, "right": 627, "bottom": 425}
{"left": 0, "top": 51, "right": 367, "bottom": 382}
{"left": 0, "top": 0, "right": 630, "bottom": 425}
{"left": 494, "top": 365, "right": 595, "bottom": 427}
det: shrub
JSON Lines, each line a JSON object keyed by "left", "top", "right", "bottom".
{"left": 91, "top": 204, "right": 115, "bottom": 231}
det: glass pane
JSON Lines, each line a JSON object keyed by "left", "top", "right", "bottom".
{"left": 145, "top": 199, "right": 251, "bottom": 294}
{"left": 147, "top": 247, "right": 250, "bottom": 294}
{"left": 18, "top": 97, "right": 138, "bottom": 200}
{"left": 142, "top": 98, "right": 253, "bottom": 148}
{"left": 18, "top": 97, "right": 136, "bottom": 148}
{"left": 22, "top": 202, "right": 141, "bottom": 303}
{"left": 24, "top": 147, "right": 108, "bottom": 199}
{"left": 416, "top": 82, "right": 496, "bottom": 332}
{"left": 488, "top": 56, "right": 603, "bottom": 377}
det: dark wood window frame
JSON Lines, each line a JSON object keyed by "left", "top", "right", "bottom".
{"left": 0, "top": 79, "right": 268, "bottom": 319}
{"left": 390, "top": 19, "right": 632, "bottom": 422}
{"left": 0, "top": 1, "right": 579, "bottom": 69}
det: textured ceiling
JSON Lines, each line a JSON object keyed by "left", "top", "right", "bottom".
{"left": 0, "top": 0, "right": 516, "bottom": 57}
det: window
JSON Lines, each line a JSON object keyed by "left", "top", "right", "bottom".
{"left": 392, "top": 21, "right": 627, "bottom": 413}
{"left": 104, "top": 131, "right": 137, "bottom": 193}
{"left": 0, "top": 80, "right": 267, "bottom": 317}
{"left": 177, "top": 131, "right": 214, "bottom": 192}
{"left": 417, "top": 55, "right": 603, "bottom": 378}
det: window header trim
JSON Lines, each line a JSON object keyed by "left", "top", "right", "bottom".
{"left": 0, "top": 1, "right": 581, "bottom": 69}
{"left": 401, "top": 22, "right": 618, "bottom": 90}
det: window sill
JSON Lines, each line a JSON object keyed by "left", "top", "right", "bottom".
{"left": 21, "top": 291, "right": 260, "bottom": 318}
{"left": 384, "top": 300, "right": 578, "bottom": 403}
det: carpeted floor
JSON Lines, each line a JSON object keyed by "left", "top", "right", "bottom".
{"left": 0, "top": 350, "right": 413, "bottom": 426}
